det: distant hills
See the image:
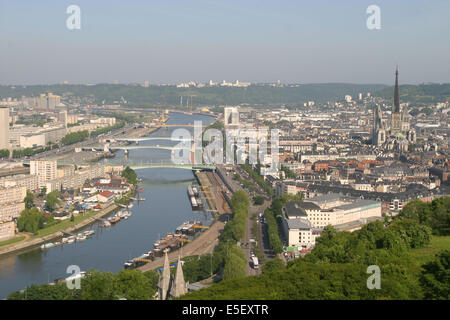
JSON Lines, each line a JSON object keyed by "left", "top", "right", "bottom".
{"left": 1, "top": 83, "right": 448, "bottom": 107}
{"left": 0, "top": 83, "right": 388, "bottom": 107}
{"left": 373, "top": 83, "right": 450, "bottom": 103}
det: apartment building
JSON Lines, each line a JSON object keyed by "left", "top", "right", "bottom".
{"left": 30, "top": 160, "right": 57, "bottom": 187}
{"left": 282, "top": 194, "right": 382, "bottom": 249}
{"left": 0, "top": 221, "right": 15, "bottom": 242}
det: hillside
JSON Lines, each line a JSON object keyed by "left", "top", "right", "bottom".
{"left": 373, "top": 83, "right": 450, "bottom": 103}
{"left": 0, "top": 83, "right": 388, "bottom": 107}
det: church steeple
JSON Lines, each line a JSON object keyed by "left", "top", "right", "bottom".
{"left": 158, "top": 250, "right": 171, "bottom": 300}
{"left": 394, "top": 66, "right": 400, "bottom": 113}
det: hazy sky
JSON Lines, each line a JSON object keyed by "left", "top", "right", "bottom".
{"left": 0, "top": 0, "right": 449, "bottom": 85}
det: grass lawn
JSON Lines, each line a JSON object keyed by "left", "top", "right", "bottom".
{"left": 0, "top": 236, "right": 26, "bottom": 247}
{"left": 33, "top": 211, "right": 98, "bottom": 238}
{"left": 409, "top": 235, "right": 450, "bottom": 266}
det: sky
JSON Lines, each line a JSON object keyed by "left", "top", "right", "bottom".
{"left": 0, "top": 0, "right": 449, "bottom": 85}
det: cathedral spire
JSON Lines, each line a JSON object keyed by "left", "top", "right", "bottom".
{"left": 170, "top": 255, "right": 187, "bottom": 298}
{"left": 158, "top": 250, "right": 171, "bottom": 300}
{"left": 394, "top": 66, "right": 400, "bottom": 113}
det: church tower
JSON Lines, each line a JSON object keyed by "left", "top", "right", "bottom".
{"left": 391, "top": 66, "right": 402, "bottom": 135}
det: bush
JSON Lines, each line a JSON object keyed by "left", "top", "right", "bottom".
{"left": 17, "top": 208, "right": 48, "bottom": 234}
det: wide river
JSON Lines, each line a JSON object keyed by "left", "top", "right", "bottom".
{"left": 0, "top": 112, "right": 215, "bottom": 299}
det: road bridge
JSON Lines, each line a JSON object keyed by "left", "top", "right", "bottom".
{"left": 115, "top": 137, "right": 193, "bottom": 143}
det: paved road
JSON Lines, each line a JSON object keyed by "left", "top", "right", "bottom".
{"left": 216, "top": 165, "right": 274, "bottom": 276}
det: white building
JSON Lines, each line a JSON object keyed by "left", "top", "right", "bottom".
{"left": 30, "top": 160, "right": 57, "bottom": 187}
{"left": 282, "top": 194, "right": 382, "bottom": 249}
{"left": 224, "top": 106, "right": 239, "bottom": 128}
{"left": 0, "top": 107, "right": 10, "bottom": 149}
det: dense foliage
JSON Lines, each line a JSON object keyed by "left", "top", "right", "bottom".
{"left": 419, "top": 250, "right": 450, "bottom": 300}
{"left": 253, "top": 195, "right": 264, "bottom": 206}
{"left": 241, "top": 164, "right": 274, "bottom": 196}
{"left": 182, "top": 203, "right": 449, "bottom": 300}
{"left": 12, "top": 144, "right": 57, "bottom": 158}
{"left": 45, "top": 191, "right": 61, "bottom": 212}
{"left": 24, "top": 190, "right": 35, "bottom": 209}
{"left": 180, "top": 191, "right": 250, "bottom": 284}
{"left": 281, "top": 165, "right": 298, "bottom": 179}
{"left": 7, "top": 269, "right": 159, "bottom": 300}
{"left": 220, "top": 190, "right": 249, "bottom": 242}
{"left": 0, "top": 149, "right": 10, "bottom": 158}
{"left": 17, "top": 208, "right": 49, "bottom": 234}
{"left": 373, "top": 83, "right": 450, "bottom": 103}
{"left": 61, "top": 130, "right": 89, "bottom": 145}
{"left": 265, "top": 194, "right": 303, "bottom": 254}
{"left": 394, "top": 197, "right": 450, "bottom": 235}
{"left": 121, "top": 166, "right": 137, "bottom": 185}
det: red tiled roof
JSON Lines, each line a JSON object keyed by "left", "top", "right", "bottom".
{"left": 98, "top": 191, "right": 114, "bottom": 198}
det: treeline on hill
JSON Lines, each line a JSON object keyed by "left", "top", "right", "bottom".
{"left": 373, "top": 83, "right": 450, "bottom": 103}
{"left": 0, "top": 83, "right": 388, "bottom": 106}
{"left": 7, "top": 269, "right": 159, "bottom": 300}
{"left": 394, "top": 197, "right": 450, "bottom": 235}
{"left": 61, "top": 130, "right": 89, "bottom": 145}
{"left": 182, "top": 197, "right": 450, "bottom": 300}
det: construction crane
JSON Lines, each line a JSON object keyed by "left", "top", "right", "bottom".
{"left": 188, "top": 95, "right": 197, "bottom": 113}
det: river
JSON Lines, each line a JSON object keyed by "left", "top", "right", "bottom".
{"left": 0, "top": 112, "right": 215, "bottom": 299}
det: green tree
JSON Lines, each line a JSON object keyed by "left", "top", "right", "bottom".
{"left": 420, "top": 250, "right": 450, "bottom": 300}
{"left": 222, "top": 245, "right": 247, "bottom": 281}
{"left": 45, "top": 191, "right": 61, "bottom": 212}
{"left": 24, "top": 190, "right": 35, "bottom": 210}
{"left": 17, "top": 208, "right": 47, "bottom": 234}
{"left": 39, "top": 187, "right": 47, "bottom": 197}
{"left": 113, "top": 269, "right": 155, "bottom": 300}
{"left": 253, "top": 195, "right": 264, "bottom": 206}
{"left": 262, "top": 257, "right": 285, "bottom": 274}
{"left": 121, "top": 166, "right": 137, "bottom": 185}
{"left": 80, "top": 270, "right": 116, "bottom": 300}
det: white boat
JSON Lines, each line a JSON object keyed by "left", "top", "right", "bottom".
{"left": 40, "top": 242, "right": 55, "bottom": 249}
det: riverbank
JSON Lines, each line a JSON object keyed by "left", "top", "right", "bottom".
{"left": 139, "top": 171, "right": 232, "bottom": 273}
{"left": 0, "top": 203, "right": 120, "bottom": 258}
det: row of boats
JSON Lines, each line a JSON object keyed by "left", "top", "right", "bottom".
{"left": 100, "top": 209, "right": 132, "bottom": 227}
{"left": 40, "top": 230, "right": 95, "bottom": 250}
{"left": 187, "top": 185, "right": 204, "bottom": 210}
{"left": 40, "top": 206, "right": 134, "bottom": 250}
{"left": 123, "top": 220, "right": 204, "bottom": 269}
